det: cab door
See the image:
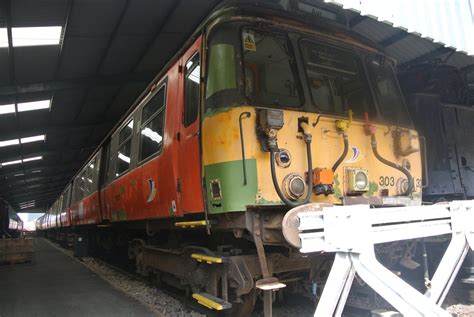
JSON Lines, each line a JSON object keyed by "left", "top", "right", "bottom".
{"left": 177, "top": 38, "right": 204, "bottom": 213}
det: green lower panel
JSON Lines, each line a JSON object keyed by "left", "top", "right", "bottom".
{"left": 204, "top": 159, "right": 257, "bottom": 214}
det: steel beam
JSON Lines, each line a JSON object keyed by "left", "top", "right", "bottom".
{"left": 0, "top": 121, "right": 113, "bottom": 141}
{"left": 72, "top": 0, "right": 133, "bottom": 124}
{"left": 0, "top": 173, "right": 75, "bottom": 191}
{"left": 94, "top": 0, "right": 131, "bottom": 75}
{"left": 399, "top": 47, "right": 453, "bottom": 69}
{"left": 0, "top": 145, "right": 96, "bottom": 163}
{"left": 100, "top": 0, "right": 182, "bottom": 119}
{"left": 379, "top": 31, "right": 409, "bottom": 48}
{"left": 0, "top": 162, "right": 81, "bottom": 178}
{"left": 349, "top": 15, "right": 368, "bottom": 28}
{"left": 4, "top": 182, "right": 67, "bottom": 196}
{"left": 0, "top": 72, "right": 153, "bottom": 96}
{"left": 53, "top": 0, "right": 75, "bottom": 79}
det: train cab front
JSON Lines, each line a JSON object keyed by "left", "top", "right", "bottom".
{"left": 202, "top": 19, "right": 423, "bottom": 222}
{"left": 197, "top": 15, "right": 425, "bottom": 313}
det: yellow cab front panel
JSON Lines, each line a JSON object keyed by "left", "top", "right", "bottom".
{"left": 201, "top": 17, "right": 422, "bottom": 214}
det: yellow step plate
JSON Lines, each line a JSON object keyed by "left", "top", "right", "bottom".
{"left": 191, "top": 253, "right": 223, "bottom": 264}
{"left": 174, "top": 220, "right": 208, "bottom": 228}
{"left": 192, "top": 293, "right": 232, "bottom": 311}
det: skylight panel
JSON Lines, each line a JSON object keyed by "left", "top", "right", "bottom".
{"left": 12, "top": 26, "right": 62, "bottom": 47}
{"left": 18, "top": 100, "right": 50, "bottom": 112}
{"left": 1, "top": 159, "right": 22, "bottom": 166}
{"left": 0, "top": 138, "right": 19, "bottom": 147}
{"left": 21, "top": 134, "right": 45, "bottom": 144}
{"left": 0, "top": 104, "right": 15, "bottom": 115}
{"left": 1, "top": 155, "right": 43, "bottom": 167}
{"left": 20, "top": 201, "right": 35, "bottom": 209}
{"left": 22, "top": 156, "right": 42, "bottom": 162}
{"left": 0, "top": 134, "right": 46, "bottom": 148}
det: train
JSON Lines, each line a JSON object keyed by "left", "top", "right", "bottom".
{"left": 1, "top": 198, "right": 23, "bottom": 239}
{"left": 36, "top": 0, "right": 426, "bottom": 314}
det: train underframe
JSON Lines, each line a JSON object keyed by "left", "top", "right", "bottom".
{"left": 42, "top": 205, "right": 441, "bottom": 315}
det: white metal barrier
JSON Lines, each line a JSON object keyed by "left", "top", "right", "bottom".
{"left": 282, "top": 201, "right": 474, "bottom": 316}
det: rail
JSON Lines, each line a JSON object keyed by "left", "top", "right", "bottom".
{"left": 282, "top": 201, "right": 474, "bottom": 316}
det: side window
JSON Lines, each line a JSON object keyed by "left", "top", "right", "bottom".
{"left": 116, "top": 120, "right": 133, "bottom": 176}
{"left": 72, "top": 171, "right": 85, "bottom": 203}
{"left": 84, "top": 157, "right": 97, "bottom": 192}
{"left": 140, "top": 86, "right": 166, "bottom": 161}
{"left": 79, "top": 171, "right": 87, "bottom": 197}
{"left": 184, "top": 53, "right": 200, "bottom": 126}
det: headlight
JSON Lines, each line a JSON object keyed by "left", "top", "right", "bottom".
{"left": 355, "top": 171, "right": 368, "bottom": 190}
{"left": 347, "top": 169, "right": 369, "bottom": 194}
{"left": 282, "top": 173, "right": 306, "bottom": 201}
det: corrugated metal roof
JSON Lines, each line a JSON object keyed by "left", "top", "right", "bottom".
{"left": 0, "top": 0, "right": 221, "bottom": 211}
{"left": 326, "top": 0, "right": 474, "bottom": 55}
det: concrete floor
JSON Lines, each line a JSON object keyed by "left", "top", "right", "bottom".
{"left": 0, "top": 238, "right": 156, "bottom": 317}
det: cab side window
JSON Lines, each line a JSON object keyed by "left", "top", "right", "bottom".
{"left": 140, "top": 86, "right": 166, "bottom": 161}
{"left": 184, "top": 53, "right": 200, "bottom": 126}
{"left": 116, "top": 120, "right": 133, "bottom": 175}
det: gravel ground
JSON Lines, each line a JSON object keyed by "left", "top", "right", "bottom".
{"left": 47, "top": 241, "right": 202, "bottom": 317}
{"left": 446, "top": 304, "right": 474, "bottom": 317}
{"left": 445, "top": 285, "right": 474, "bottom": 317}
{"left": 80, "top": 257, "right": 204, "bottom": 317}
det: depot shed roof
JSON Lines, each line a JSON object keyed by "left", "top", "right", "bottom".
{"left": 0, "top": 0, "right": 220, "bottom": 211}
{"left": 0, "top": 0, "right": 473, "bottom": 212}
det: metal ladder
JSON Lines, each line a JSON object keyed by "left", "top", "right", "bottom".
{"left": 282, "top": 201, "right": 474, "bottom": 316}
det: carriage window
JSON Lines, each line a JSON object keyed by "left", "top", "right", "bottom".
{"left": 116, "top": 120, "right": 133, "bottom": 176}
{"left": 140, "top": 86, "right": 166, "bottom": 161}
{"left": 205, "top": 23, "right": 240, "bottom": 110}
{"left": 242, "top": 29, "right": 302, "bottom": 108}
{"left": 367, "top": 56, "right": 411, "bottom": 127}
{"left": 300, "top": 40, "right": 374, "bottom": 117}
{"left": 84, "top": 156, "right": 97, "bottom": 192}
{"left": 184, "top": 53, "right": 200, "bottom": 126}
{"left": 73, "top": 171, "right": 86, "bottom": 202}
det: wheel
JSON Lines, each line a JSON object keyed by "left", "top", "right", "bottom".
{"left": 226, "top": 289, "right": 257, "bottom": 317}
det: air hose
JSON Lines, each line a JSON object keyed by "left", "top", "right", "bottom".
{"left": 364, "top": 113, "right": 413, "bottom": 196}
{"left": 332, "top": 133, "right": 349, "bottom": 172}
{"left": 333, "top": 110, "right": 352, "bottom": 172}
{"left": 269, "top": 124, "right": 313, "bottom": 207}
{"left": 369, "top": 133, "right": 414, "bottom": 196}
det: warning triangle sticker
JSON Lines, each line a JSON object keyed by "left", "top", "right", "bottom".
{"left": 243, "top": 32, "right": 256, "bottom": 51}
